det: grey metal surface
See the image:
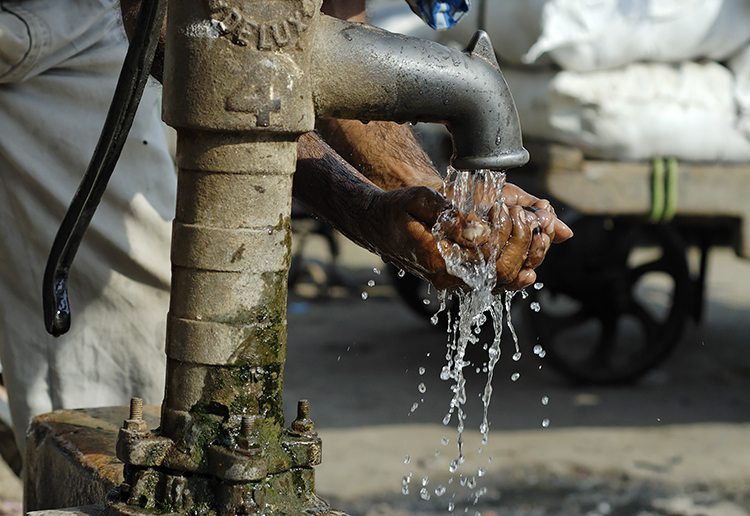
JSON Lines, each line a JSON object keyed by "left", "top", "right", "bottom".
{"left": 311, "top": 17, "right": 529, "bottom": 170}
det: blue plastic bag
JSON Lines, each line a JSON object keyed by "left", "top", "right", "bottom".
{"left": 405, "top": 0, "right": 471, "bottom": 30}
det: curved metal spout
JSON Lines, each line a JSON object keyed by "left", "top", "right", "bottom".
{"left": 311, "top": 16, "right": 529, "bottom": 171}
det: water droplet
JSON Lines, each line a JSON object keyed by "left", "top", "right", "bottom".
{"left": 423, "top": 298, "right": 431, "bottom": 305}
{"left": 538, "top": 350, "right": 546, "bottom": 358}
{"left": 511, "top": 372, "right": 520, "bottom": 381}
{"left": 421, "top": 476, "right": 429, "bottom": 486}
{"left": 430, "top": 313, "right": 439, "bottom": 325}
{"left": 367, "top": 279, "right": 375, "bottom": 287}
{"left": 530, "top": 301, "right": 541, "bottom": 312}
{"left": 459, "top": 475, "right": 467, "bottom": 486}
{"left": 398, "top": 269, "right": 406, "bottom": 278}
{"left": 449, "top": 460, "right": 460, "bottom": 473}
{"left": 418, "top": 382, "right": 426, "bottom": 393}
{"left": 542, "top": 418, "right": 550, "bottom": 428}
{"left": 401, "top": 485, "right": 409, "bottom": 495}
{"left": 534, "top": 282, "right": 544, "bottom": 290}
{"left": 541, "top": 396, "right": 549, "bottom": 405}
{"left": 435, "top": 449, "right": 440, "bottom": 457}
{"left": 441, "top": 436, "right": 450, "bottom": 445}
{"left": 467, "top": 477, "right": 476, "bottom": 489}
{"left": 419, "top": 487, "right": 430, "bottom": 500}
{"left": 410, "top": 402, "right": 419, "bottom": 413}
{"left": 598, "top": 502, "right": 612, "bottom": 515}
{"left": 475, "top": 367, "right": 480, "bottom": 374}
{"left": 448, "top": 503, "right": 455, "bottom": 511}
{"left": 512, "top": 352, "right": 522, "bottom": 361}
{"left": 435, "top": 485, "right": 446, "bottom": 496}
{"left": 404, "top": 455, "right": 411, "bottom": 464}
{"left": 533, "top": 344, "right": 543, "bottom": 355}
{"left": 440, "top": 366, "right": 451, "bottom": 381}
{"left": 442, "top": 414, "right": 451, "bottom": 425}
{"left": 477, "top": 467, "right": 486, "bottom": 477}
{"left": 419, "top": 367, "right": 426, "bottom": 375}
{"left": 361, "top": 292, "right": 368, "bottom": 300}
{"left": 373, "top": 267, "right": 381, "bottom": 275}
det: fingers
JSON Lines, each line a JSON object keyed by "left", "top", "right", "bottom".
{"left": 553, "top": 218, "right": 574, "bottom": 243}
{"left": 502, "top": 183, "right": 540, "bottom": 207}
{"left": 399, "top": 186, "right": 451, "bottom": 227}
{"left": 502, "top": 267, "right": 537, "bottom": 292}
{"left": 503, "top": 183, "right": 573, "bottom": 243}
{"left": 443, "top": 211, "right": 491, "bottom": 247}
{"left": 496, "top": 206, "right": 533, "bottom": 285}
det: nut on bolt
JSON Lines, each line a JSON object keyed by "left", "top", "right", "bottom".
{"left": 290, "top": 400, "right": 316, "bottom": 436}
{"left": 122, "top": 397, "right": 148, "bottom": 435}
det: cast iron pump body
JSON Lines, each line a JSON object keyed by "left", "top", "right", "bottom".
{"left": 105, "top": 0, "right": 529, "bottom": 515}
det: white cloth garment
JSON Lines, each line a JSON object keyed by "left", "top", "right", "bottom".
{"left": 0, "top": 0, "right": 175, "bottom": 451}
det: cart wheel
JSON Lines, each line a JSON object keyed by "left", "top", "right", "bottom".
{"left": 526, "top": 218, "right": 692, "bottom": 384}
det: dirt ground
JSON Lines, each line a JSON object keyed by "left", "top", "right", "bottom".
{"left": 2, "top": 239, "right": 750, "bottom": 516}
{"left": 281, "top": 238, "right": 750, "bottom": 516}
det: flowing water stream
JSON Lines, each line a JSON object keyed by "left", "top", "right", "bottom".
{"left": 427, "top": 167, "right": 529, "bottom": 507}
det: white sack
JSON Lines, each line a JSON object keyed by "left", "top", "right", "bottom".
{"left": 436, "top": 0, "right": 553, "bottom": 67}
{"left": 728, "top": 44, "right": 750, "bottom": 141}
{"left": 524, "top": 0, "right": 750, "bottom": 71}
{"left": 502, "top": 61, "right": 750, "bottom": 161}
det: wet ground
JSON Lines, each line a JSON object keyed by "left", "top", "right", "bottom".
{"left": 1, "top": 237, "right": 749, "bottom": 516}
{"left": 281, "top": 235, "right": 750, "bottom": 516}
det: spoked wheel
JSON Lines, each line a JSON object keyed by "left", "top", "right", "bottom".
{"left": 526, "top": 217, "right": 693, "bottom": 384}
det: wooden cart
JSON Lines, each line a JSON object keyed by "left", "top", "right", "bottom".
{"left": 516, "top": 142, "right": 750, "bottom": 383}
{"left": 391, "top": 141, "right": 750, "bottom": 384}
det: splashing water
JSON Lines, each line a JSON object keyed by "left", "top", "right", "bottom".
{"left": 431, "top": 168, "right": 523, "bottom": 465}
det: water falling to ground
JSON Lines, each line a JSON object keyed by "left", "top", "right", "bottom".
{"left": 431, "top": 167, "right": 525, "bottom": 475}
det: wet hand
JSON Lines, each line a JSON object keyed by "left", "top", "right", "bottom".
{"left": 364, "top": 183, "right": 571, "bottom": 292}
{"left": 437, "top": 181, "right": 572, "bottom": 292}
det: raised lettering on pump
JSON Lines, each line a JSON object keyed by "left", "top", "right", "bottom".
{"left": 204, "top": 0, "right": 311, "bottom": 49}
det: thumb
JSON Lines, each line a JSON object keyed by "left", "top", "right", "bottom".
{"left": 400, "top": 186, "right": 451, "bottom": 227}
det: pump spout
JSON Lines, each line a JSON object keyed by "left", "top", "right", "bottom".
{"left": 312, "top": 16, "right": 529, "bottom": 171}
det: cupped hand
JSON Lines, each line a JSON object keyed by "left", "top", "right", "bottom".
{"left": 361, "top": 183, "right": 571, "bottom": 292}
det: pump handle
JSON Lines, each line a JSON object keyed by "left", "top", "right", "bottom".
{"left": 42, "top": 0, "right": 167, "bottom": 336}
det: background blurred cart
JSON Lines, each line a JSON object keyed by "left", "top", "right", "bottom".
{"left": 391, "top": 141, "right": 750, "bottom": 384}
{"left": 371, "top": 0, "right": 750, "bottom": 384}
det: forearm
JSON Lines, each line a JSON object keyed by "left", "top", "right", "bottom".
{"left": 316, "top": 119, "right": 444, "bottom": 191}
{"left": 316, "top": 0, "right": 444, "bottom": 193}
{"left": 294, "top": 132, "right": 383, "bottom": 253}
